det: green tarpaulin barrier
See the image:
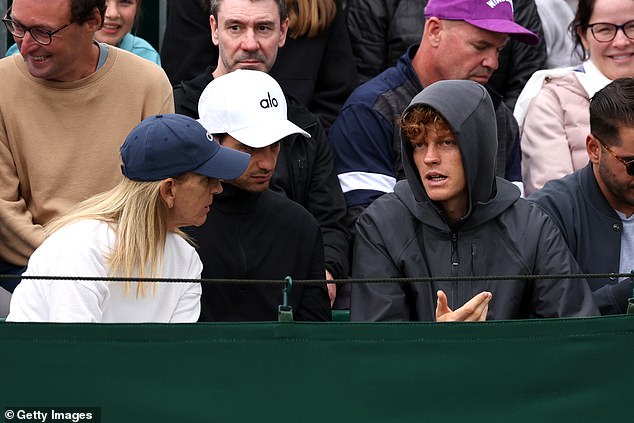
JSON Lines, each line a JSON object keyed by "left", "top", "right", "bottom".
{"left": 1, "top": 316, "right": 632, "bottom": 422}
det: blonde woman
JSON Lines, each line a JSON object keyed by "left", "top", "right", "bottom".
{"left": 7, "top": 114, "right": 249, "bottom": 323}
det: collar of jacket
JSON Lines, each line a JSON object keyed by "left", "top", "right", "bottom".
{"left": 180, "top": 66, "right": 216, "bottom": 118}
{"left": 580, "top": 163, "right": 622, "bottom": 220}
{"left": 212, "top": 183, "right": 261, "bottom": 214}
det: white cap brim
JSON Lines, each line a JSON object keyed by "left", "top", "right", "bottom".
{"left": 228, "top": 119, "right": 310, "bottom": 148}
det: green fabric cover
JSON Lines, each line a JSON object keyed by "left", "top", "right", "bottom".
{"left": 0, "top": 316, "right": 632, "bottom": 422}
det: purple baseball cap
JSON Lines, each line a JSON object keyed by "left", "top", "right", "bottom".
{"left": 425, "top": 0, "right": 539, "bottom": 45}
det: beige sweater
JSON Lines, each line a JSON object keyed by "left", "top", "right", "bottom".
{"left": 0, "top": 46, "right": 174, "bottom": 266}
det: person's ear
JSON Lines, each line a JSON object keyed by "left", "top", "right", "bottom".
{"left": 210, "top": 15, "right": 219, "bottom": 46}
{"left": 424, "top": 17, "right": 443, "bottom": 48}
{"left": 586, "top": 133, "right": 601, "bottom": 165}
{"left": 159, "top": 178, "right": 176, "bottom": 209}
{"left": 85, "top": 6, "right": 103, "bottom": 32}
{"left": 279, "top": 17, "right": 289, "bottom": 48}
{"left": 577, "top": 25, "right": 590, "bottom": 51}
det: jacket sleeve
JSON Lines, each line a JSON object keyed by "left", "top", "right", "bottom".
{"left": 170, "top": 251, "right": 202, "bottom": 323}
{"left": 295, "top": 227, "right": 332, "bottom": 321}
{"left": 490, "top": 91, "right": 522, "bottom": 181}
{"left": 592, "top": 280, "right": 632, "bottom": 315}
{"left": 30, "top": 233, "right": 110, "bottom": 323}
{"left": 0, "top": 133, "right": 45, "bottom": 266}
{"left": 521, "top": 83, "right": 575, "bottom": 195}
{"left": 529, "top": 179, "right": 630, "bottom": 315}
{"left": 328, "top": 102, "right": 397, "bottom": 209}
{"left": 349, "top": 205, "right": 411, "bottom": 321}
{"left": 486, "top": 0, "right": 546, "bottom": 110}
{"left": 529, "top": 207, "right": 599, "bottom": 318}
{"left": 312, "top": 126, "right": 351, "bottom": 278}
{"left": 345, "top": 0, "right": 390, "bottom": 83}
{"left": 295, "top": 108, "right": 351, "bottom": 279}
{"left": 308, "top": 8, "right": 359, "bottom": 131}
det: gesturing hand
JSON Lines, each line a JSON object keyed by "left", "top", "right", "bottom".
{"left": 435, "top": 290, "right": 492, "bottom": 322}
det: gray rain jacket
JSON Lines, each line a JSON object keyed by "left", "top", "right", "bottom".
{"left": 350, "top": 80, "right": 598, "bottom": 321}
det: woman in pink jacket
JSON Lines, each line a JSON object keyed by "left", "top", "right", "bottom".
{"left": 516, "top": 0, "right": 634, "bottom": 195}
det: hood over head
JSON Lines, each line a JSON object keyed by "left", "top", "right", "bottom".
{"left": 400, "top": 80, "right": 498, "bottom": 220}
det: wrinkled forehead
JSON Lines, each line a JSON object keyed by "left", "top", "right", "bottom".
{"left": 216, "top": 0, "right": 282, "bottom": 21}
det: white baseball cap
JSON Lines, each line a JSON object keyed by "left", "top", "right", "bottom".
{"left": 197, "top": 69, "right": 310, "bottom": 148}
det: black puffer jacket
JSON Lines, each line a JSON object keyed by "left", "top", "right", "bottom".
{"left": 345, "top": 0, "right": 546, "bottom": 109}
{"left": 174, "top": 69, "right": 350, "bottom": 278}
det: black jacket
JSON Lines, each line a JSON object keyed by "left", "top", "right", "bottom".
{"left": 161, "top": 0, "right": 359, "bottom": 131}
{"left": 194, "top": 185, "right": 331, "bottom": 321}
{"left": 350, "top": 80, "right": 598, "bottom": 321}
{"left": 529, "top": 164, "right": 632, "bottom": 315}
{"left": 344, "top": 0, "right": 546, "bottom": 110}
{"left": 174, "top": 69, "right": 350, "bottom": 278}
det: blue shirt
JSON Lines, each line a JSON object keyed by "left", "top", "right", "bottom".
{"left": 5, "top": 33, "right": 160, "bottom": 66}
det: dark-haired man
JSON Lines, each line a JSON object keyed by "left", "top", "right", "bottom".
{"left": 530, "top": 78, "right": 634, "bottom": 315}
{"left": 173, "top": 0, "right": 349, "bottom": 306}
{"left": 194, "top": 69, "right": 331, "bottom": 321}
{"left": 0, "top": 0, "right": 173, "bottom": 292}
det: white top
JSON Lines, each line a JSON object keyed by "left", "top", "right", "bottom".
{"left": 617, "top": 210, "right": 634, "bottom": 280}
{"left": 7, "top": 220, "right": 202, "bottom": 323}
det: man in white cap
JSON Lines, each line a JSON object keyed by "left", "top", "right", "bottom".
{"left": 173, "top": 0, "right": 348, "bottom": 308}
{"left": 193, "top": 69, "right": 331, "bottom": 322}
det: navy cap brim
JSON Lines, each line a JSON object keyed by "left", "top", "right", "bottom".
{"left": 191, "top": 144, "right": 250, "bottom": 180}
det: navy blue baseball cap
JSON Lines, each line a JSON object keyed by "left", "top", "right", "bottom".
{"left": 120, "top": 114, "right": 250, "bottom": 181}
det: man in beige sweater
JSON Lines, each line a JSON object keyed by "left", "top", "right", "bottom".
{"left": 0, "top": 0, "right": 174, "bottom": 292}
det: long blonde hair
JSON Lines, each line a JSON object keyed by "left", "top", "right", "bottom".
{"left": 45, "top": 177, "right": 186, "bottom": 297}
{"left": 286, "top": 0, "right": 336, "bottom": 39}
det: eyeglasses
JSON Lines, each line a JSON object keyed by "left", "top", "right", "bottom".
{"left": 594, "top": 134, "right": 634, "bottom": 175}
{"left": 2, "top": 6, "right": 72, "bottom": 46}
{"left": 587, "top": 20, "right": 634, "bottom": 43}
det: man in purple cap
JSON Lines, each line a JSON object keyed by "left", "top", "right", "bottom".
{"left": 329, "top": 0, "right": 540, "bottom": 239}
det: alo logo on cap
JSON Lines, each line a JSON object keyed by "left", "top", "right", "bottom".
{"left": 260, "top": 92, "right": 279, "bottom": 109}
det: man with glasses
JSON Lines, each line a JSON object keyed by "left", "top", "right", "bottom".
{"left": 529, "top": 78, "right": 634, "bottom": 315}
{"left": 0, "top": 0, "right": 173, "bottom": 295}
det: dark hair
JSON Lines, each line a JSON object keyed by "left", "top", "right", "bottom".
{"left": 71, "top": 0, "right": 106, "bottom": 25}
{"left": 569, "top": 0, "right": 595, "bottom": 61}
{"left": 590, "top": 78, "right": 634, "bottom": 147}
{"left": 209, "top": 0, "right": 287, "bottom": 22}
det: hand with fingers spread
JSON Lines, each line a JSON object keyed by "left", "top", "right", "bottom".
{"left": 435, "top": 290, "right": 492, "bottom": 322}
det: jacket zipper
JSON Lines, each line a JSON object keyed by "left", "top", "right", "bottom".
{"left": 451, "top": 231, "right": 459, "bottom": 277}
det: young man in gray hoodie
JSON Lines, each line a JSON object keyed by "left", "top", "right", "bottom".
{"left": 350, "top": 80, "right": 599, "bottom": 322}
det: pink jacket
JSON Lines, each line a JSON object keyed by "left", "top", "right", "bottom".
{"left": 521, "top": 72, "right": 591, "bottom": 195}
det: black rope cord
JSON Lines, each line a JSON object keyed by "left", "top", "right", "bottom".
{"left": 1, "top": 272, "right": 632, "bottom": 285}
